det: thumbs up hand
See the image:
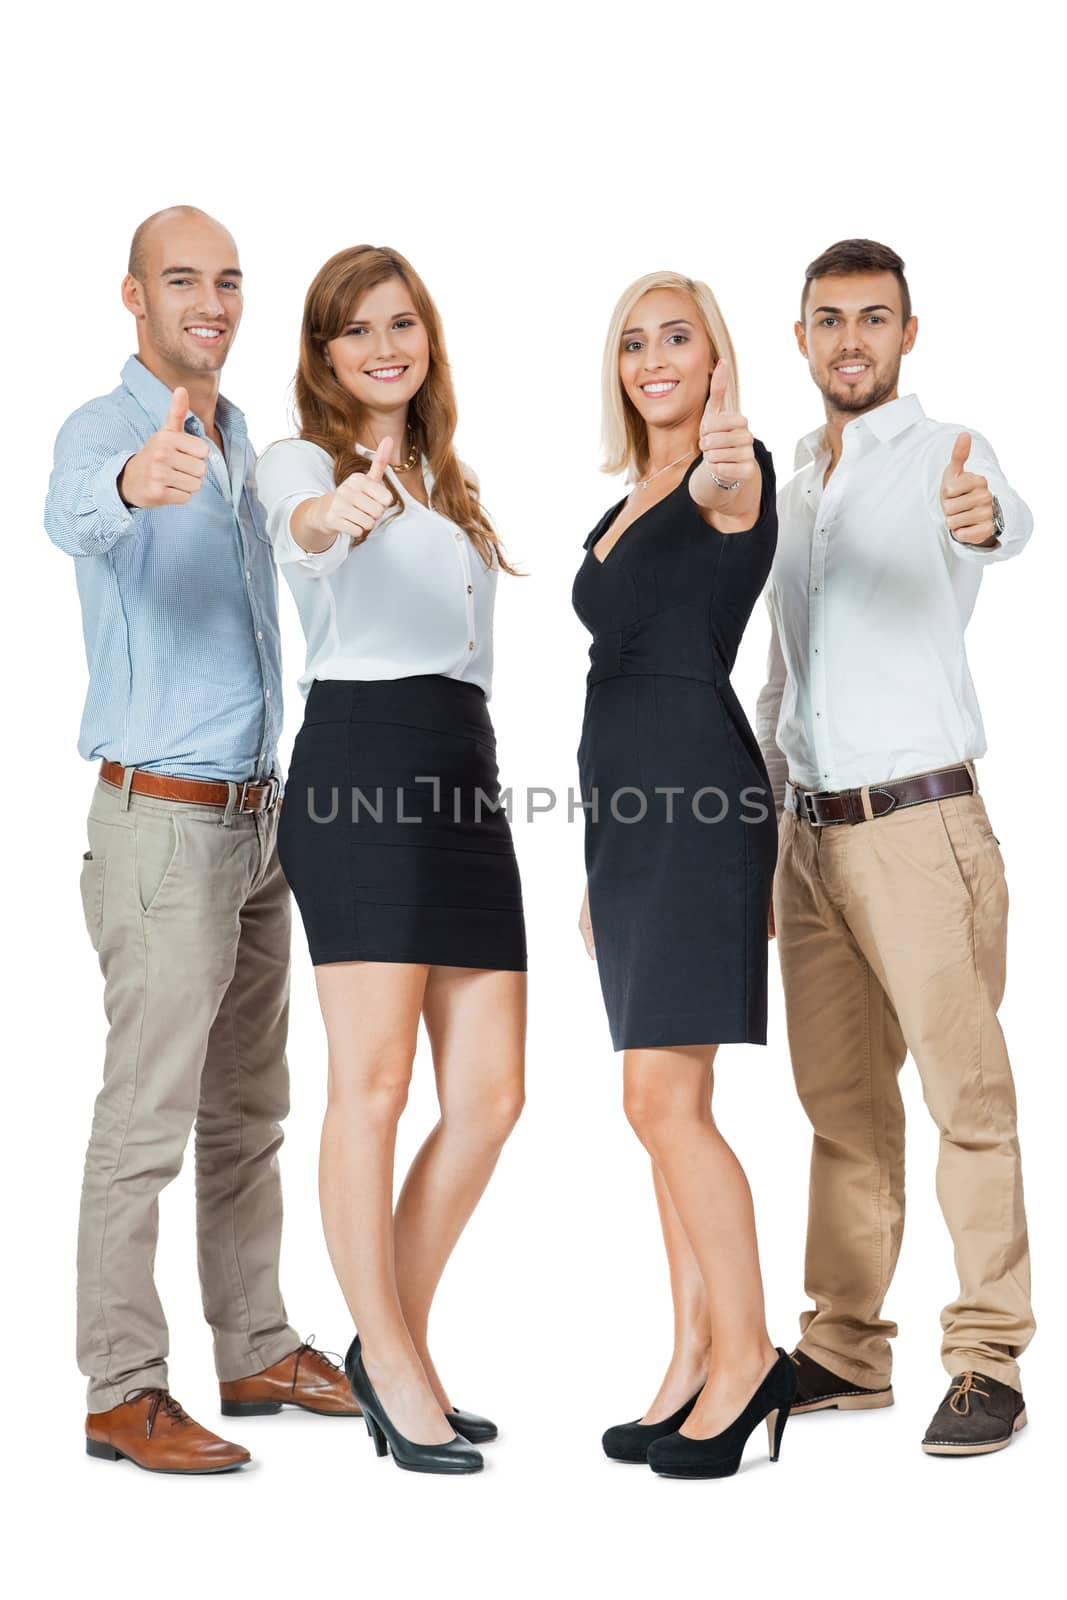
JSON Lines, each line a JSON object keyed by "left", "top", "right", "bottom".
{"left": 118, "top": 386, "right": 211, "bottom": 509}
{"left": 698, "top": 358, "right": 756, "bottom": 491}
{"left": 307, "top": 437, "right": 396, "bottom": 546}
{"left": 940, "top": 432, "right": 998, "bottom": 545}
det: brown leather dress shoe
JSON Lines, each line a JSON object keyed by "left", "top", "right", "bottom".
{"left": 86, "top": 1389, "right": 250, "bottom": 1474}
{"left": 219, "top": 1339, "right": 361, "bottom": 1418}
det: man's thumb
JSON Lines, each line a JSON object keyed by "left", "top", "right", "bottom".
{"left": 163, "top": 387, "right": 189, "bottom": 433}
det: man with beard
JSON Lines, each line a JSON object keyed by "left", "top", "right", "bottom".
{"left": 45, "top": 206, "right": 357, "bottom": 1474}
{"left": 756, "top": 238, "right": 1034, "bottom": 1456}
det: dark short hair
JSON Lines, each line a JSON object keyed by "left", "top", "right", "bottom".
{"left": 801, "top": 239, "right": 911, "bottom": 324}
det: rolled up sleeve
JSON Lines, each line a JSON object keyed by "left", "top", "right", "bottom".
{"left": 44, "top": 406, "right": 140, "bottom": 557}
{"left": 255, "top": 439, "right": 351, "bottom": 577}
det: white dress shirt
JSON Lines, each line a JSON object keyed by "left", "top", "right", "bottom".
{"left": 255, "top": 439, "right": 497, "bottom": 699}
{"left": 755, "top": 394, "right": 1032, "bottom": 811}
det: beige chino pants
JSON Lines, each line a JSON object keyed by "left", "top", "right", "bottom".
{"left": 773, "top": 781, "right": 1034, "bottom": 1392}
{"left": 76, "top": 776, "right": 301, "bottom": 1411}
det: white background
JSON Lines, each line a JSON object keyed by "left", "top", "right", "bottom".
{"left": 4, "top": 2, "right": 1061, "bottom": 1595}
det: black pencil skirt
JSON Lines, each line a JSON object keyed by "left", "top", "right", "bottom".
{"left": 277, "top": 676, "right": 526, "bottom": 970}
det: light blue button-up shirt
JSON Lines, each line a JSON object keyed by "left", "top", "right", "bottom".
{"left": 45, "top": 356, "right": 282, "bottom": 782}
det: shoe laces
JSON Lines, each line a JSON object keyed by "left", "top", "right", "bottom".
{"left": 949, "top": 1372, "right": 991, "bottom": 1416}
{"left": 292, "top": 1334, "right": 344, "bottom": 1392}
{"left": 123, "top": 1387, "right": 193, "bottom": 1439}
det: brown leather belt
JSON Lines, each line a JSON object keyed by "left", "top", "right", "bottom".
{"left": 790, "top": 764, "right": 974, "bottom": 827}
{"left": 99, "top": 760, "right": 281, "bottom": 814}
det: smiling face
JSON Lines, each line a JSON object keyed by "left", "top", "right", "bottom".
{"left": 618, "top": 287, "right": 714, "bottom": 435}
{"left": 123, "top": 211, "right": 243, "bottom": 379}
{"left": 797, "top": 271, "right": 917, "bottom": 416}
{"left": 324, "top": 277, "right": 431, "bottom": 414}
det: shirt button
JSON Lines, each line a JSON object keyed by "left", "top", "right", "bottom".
{"left": 468, "top": 641, "right": 474, "bottom": 651}
{"left": 245, "top": 568, "right": 252, "bottom": 580}
{"left": 454, "top": 532, "right": 462, "bottom": 542}
{"left": 256, "top": 630, "right": 263, "bottom": 641}
{"left": 466, "top": 584, "right": 473, "bottom": 594}
{"left": 265, "top": 689, "right": 272, "bottom": 699}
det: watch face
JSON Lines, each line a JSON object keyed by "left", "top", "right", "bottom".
{"left": 992, "top": 494, "right": 1005, "bottom": 535}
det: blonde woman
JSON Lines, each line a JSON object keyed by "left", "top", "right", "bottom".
{"left": 572, "top": 271, "right": 795, "bottom": 1478}
{"left": 256, "top": 246, "right": 525, "bottom": 1475}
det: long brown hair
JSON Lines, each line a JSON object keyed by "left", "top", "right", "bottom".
{"left": 295, "top": 245, "right": 517, "bottom": 574}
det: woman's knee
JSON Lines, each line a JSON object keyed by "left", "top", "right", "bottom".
{"left": 442, "top": 1068, "right": 525, "bottom": 1148}
{"left": 327, "top": 1048, "right": 414, "bottom": 1127}
{"left": 623, "top": 1062, "right": 709, "bottom": 1149}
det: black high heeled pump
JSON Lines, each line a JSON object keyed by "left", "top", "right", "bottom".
{"left": 602, "top": 1388, "right": 703, "bottom": 1462}
{"left": 444, "top": 1407, "right": 498, "bottom": 1444}
{"left": 344, "top": 1336, "right": 484, "bottom": 1475}
{"left": 646, "top": 1349, "right": 798, "bottom": 1479}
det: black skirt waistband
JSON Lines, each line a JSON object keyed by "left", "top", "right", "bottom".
{"left": 305, "top": 675, "right": 492, "bottom": 737}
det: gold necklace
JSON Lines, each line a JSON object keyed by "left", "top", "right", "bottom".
{"left": 633, "top": 448, "right": 696, "bottom": 492}
{"left": 360, "top": 431, "right": 420, "bottom": 472}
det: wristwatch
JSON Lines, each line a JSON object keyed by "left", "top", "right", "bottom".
{"left": 991, "top": 494, "right": 1005, "bottom": 541}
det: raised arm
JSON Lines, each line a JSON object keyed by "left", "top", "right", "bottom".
{"left": 44, "top": 386, "right": 208, "bottom": 558}
{"left": 255, "top": 437, "right": 393, "bottom": 577}
{"left": 936, "top": 427, "right": 1032, "bottom": 565}
{"left": 689, "top": 357, "right": 764, "bottom": 535}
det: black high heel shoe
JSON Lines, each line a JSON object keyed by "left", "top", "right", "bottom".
{"left": 445, "top": 1407, "right": 498, "bottom": 1444}
{"left": 602, "top": 1388, "right": 703, "bottom": 1462}
{"left": 344, "top": 1336, "right": 484, "bottom": 1475}
{"left": 646, "top": 1349, "right": 798, "bottom": 1479}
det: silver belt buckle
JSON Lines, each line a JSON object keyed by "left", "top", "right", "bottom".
{"left": 801, "top": 789, "right": 821, "bottom": 826}
{"left": 238, "top": 775, "right": 280, "bottom": 813}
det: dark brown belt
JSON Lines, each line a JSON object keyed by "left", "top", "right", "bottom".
{"left": 790, "top": 764, "right": 974, "bottom": 827}
{"left": 99, "top": 760, "right": 281, "bottom": 814}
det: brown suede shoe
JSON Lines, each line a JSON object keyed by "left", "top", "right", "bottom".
{"left": 922, "top": 1371, "right": 1027, "bottom": 1456}
{"left": 789, "top": 1349, "right": 895, "bottom": 1413}
{"left": 86, "top": 1389, "right": 250, "bottom": 1474}
{"left": 220, "top": 1339, "right": 361, "bottom": 1418}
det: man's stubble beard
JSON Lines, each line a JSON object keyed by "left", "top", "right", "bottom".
{"left": 816, "top": 352, "right": 902, "bottom": 416}
{"left": 142, "top": 293, "right": 230, "bottom": 377}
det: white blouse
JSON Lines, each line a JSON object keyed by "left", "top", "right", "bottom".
{"left": 254, "top": 438, "right": 498, "bottom": 699}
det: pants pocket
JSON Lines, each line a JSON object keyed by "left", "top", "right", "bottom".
{"left": 134, "top": 811, "right": 181, "bottom": 916}
{"left": 79, "top": 851, "right": 107, "bottom": 951}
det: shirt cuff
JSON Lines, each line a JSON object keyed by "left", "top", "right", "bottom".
{"left": 93, "top": 450, "right": 138, "bottom": 532}
{"left": 942, "top": 527, "right": 1014, "bottom": 564}
{"left": 271, "top": 494, "right": 350, "bottom": 575}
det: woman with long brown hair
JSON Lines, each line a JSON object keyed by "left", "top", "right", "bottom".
{"left": 256, "top": 246, "right": 525, "bottom": 1475}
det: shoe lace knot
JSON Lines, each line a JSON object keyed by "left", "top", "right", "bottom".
{"left": 123, "top": 1387, "right": 192, "bottom": 1439}
{"left": 949, "top": 1372, "right": 991, "bottom": 1416}
{"left": 292, "top": 1334, "right": 344, "bottom": 1392}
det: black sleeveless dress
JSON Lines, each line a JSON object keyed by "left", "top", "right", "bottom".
{"left": 572, "top": 445, "right": 778, "bottom": 1050}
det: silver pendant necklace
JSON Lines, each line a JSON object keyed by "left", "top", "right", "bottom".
{"left": 633, "top": 448, "right": 696, "bottom": 492}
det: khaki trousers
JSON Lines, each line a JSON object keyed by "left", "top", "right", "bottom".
{"left": 76, "top": 777, "right": 300, "bottom": 1411}
{"left": 773, "top": 783, "right": 1034, "bottom": 1391}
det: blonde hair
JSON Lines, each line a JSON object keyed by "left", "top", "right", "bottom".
{"left": 601, "top": 271, "right": 740, "bottom": 480}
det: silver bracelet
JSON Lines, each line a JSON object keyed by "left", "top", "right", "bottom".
{"left": 709, "top": 469, "right": 742, "bottom": 492}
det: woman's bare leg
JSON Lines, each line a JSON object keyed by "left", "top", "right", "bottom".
{"left": 638, "top": 1160, "right": 713, "bottom": 1422}
{"left": 623, "top": 1044, "right": 777, "bottom": 1438}
{"left": 393, "top": 966, "right": 526, "bottom": 1411}
{"left": 315, "top": 959, "right": 453, "bottom": 1445}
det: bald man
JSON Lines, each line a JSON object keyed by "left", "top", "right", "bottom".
{"left": 45, "top": 207, "right": 357, "bottom": 1475}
